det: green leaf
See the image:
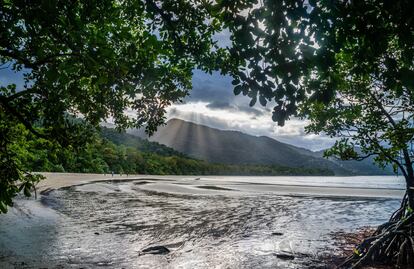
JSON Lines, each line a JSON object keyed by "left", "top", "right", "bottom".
{"left": 233, "top": 85, "right": 242, "bottom": 95}
{"left": 259, "top": 95, "right": 267, "bottom": 106}
{"left": 231, "top": 79, "right": 240, "bottom": 85}
{"left": 0, "top": 201, "right": 7, "bottom": 214}
{"left": 249, "top": 97, "right": 257, "bottom": 107}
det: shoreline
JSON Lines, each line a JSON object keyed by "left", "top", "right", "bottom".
{"left": 327, "top": 227, "right": 395, "bottom": 269}
{"left": 1, "top": 173, "right": 401, "bottom": 269}
{"left": 36, "top": 172, "right": 405, "bottom": 199}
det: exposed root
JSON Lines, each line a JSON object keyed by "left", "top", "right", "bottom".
{"left": 339, "top": 195, "right": 414, "bottom": 269}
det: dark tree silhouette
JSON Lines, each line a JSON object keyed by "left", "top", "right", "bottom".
{"left": 1, "top": 1, "right": 413, "bottom": 267}
{"left": 0, "top": 0, "right": 231, "bottom": 213}
{"left": 218, "top": 0, "right": 413, "bottom": 267}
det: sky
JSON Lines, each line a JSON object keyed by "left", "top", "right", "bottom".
{"left": 0, "top": 26, "right": 335, "bottom": 152}
{"left": 0, "top": 66, "right": 335, "bottom": 152}
{"left": 163, "top": 27, "right": 335, "bottom": 151}
{"left": 166, "top": 70, "right": 334, "bottom": 151}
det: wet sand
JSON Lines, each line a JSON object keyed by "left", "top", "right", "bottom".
{"left": 0, "top": 173, "right": 403, "bottom": 268}
{"left": 37, "top": 173, "right": 404, "bottom": 199}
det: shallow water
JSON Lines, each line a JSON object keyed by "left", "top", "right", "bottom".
{"left": 196, "top": 175, "right": 405, "bottom": 189}
{"left": 0, "top": 177, "right": 402, "bottom": 268}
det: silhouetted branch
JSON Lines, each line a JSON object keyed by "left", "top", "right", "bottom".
{"left": 0, "top": 49, "right": 80, "bottom": 69}
{"left": 145, "top": 0, "right": 184, "bottom": 51}
{"left": 0, "top": 95, "right": 47, "bottom": 139}
{"left": 5, "top": 88, "right": 38, "bottom": 101}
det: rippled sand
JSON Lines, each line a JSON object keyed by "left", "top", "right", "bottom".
{"left": 37, "top": 173, "right": 404, "bottom": 198}
{"left": 0, "top": 174, "right": 402, "bottom": 268}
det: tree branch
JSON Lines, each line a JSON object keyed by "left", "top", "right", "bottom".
{"left": 0, "top": 96, "right": 48, "bottom": 139}
{"left": 0, "top": 49, "right": 80, "bottom": 69}
{"left": 353, "top": 153, "right": 377, "bottom": 161}
{"left": 145, "top": 0, "right": 184, "bottom": 51}
{"left": 4, "top": 88, "right": 39, "bottom": 101}
{"left": 366, "top": 133, "right": 408, "bottom": 178}
{"left": 369, "top": 91, "right": 414, "bottom": 180}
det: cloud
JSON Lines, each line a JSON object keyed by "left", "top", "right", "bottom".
{"left": 187, "top": 70, "right": 272, "bottom": 116}
{"left": 206, "top": 100, "right": 265, "bottom": 117}
{"left": 205, "top": 100, "right": 232, "bottom": 109}
{"left": 187, "top": 70, "right": 235, "bottom": 104}
{"left": 173, "top": 70, "right": 336, "bottom": 151}
{"left": 0, "top": 58, "right": 334, "bottom": 151}
{"left": 167, "top": 101, "right": 335, "bottom": 151}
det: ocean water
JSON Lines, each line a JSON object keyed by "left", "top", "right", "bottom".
{"left": 196, "top": 175, "right": 405, "bottom": 189}
{"left": 0, "top": 176, "right": 403, "bottom": 268}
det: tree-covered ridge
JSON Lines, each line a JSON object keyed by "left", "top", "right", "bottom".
{"left": 17, "top": 125, "right": 333, "bottom": 176}
{"left": 100, "top": 127, "right": 186, "bottom": 158}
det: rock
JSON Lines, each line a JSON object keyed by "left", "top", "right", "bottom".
{"left": 275, "top": 253, "right": 295, "bottom": 260}
{"left": 94, "top": 232, "right": 100, "bottom": 235}
{"left": 141, "top": 245, "right": 170, "bottom": 255}
{"left": 271, "top": 232, "right": 283, "bottom": 236}
{"left": 194, "top": 177, "right": 201, "bottom": 180}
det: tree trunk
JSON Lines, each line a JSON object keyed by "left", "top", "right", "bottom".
{"left": 402, "top": 148, "right": 414, "bottom": 209}
{"left": 340, "top": 187, "right": 414, "bottom": 268}
{"left": 405, "top": 176, "right": 414, "bottom": 210}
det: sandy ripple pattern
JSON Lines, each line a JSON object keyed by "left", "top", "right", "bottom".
{"left": 0, "top": 176, "right": 402, "bottom": 268}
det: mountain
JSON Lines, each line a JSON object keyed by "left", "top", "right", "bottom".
{"left": 309, "top": 150, "right": 394, "bottom": 176}
{"left": 98, "top": 127, "right": 333, "bottom": 176}
{"left": 129, "top": 118, "right": 394, "bottom": 176}
{"left": 100, "top": 127, "right": 187, "bottom": 157}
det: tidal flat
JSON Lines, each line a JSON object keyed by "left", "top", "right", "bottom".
{"left": 0, "top": 174, "right": 403, "bottom": 268}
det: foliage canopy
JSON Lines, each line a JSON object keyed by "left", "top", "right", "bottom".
{"left": 1, "top": 0, "right": 414, "bottom": 266}
{"left": 219, "top": 1, "right": 413, "bottom": 267}
{"left": 0, "top": 0, "right": 231, "bottom": 212}
{"left": 219, "top": 0, "right": 414, "bottom": 194}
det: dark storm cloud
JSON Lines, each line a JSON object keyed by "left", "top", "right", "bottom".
{"left": 187, "top": 70, "right": 235, "bottom": 104}
{"left": 206, "top": 100, "right": 232, "bottom": 109}
{"left": 237, "top": 106, "right": 267, "bottom": 116}
{"left": 187, "top": 70, "right": 269, "bottom": 118}
{"left": 206, "top": 100, "right": 265, "bottom": 117}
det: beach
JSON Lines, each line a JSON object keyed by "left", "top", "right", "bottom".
{"left": 0, "top": 173, "right": 404, "bottom": 268}
{"left": 36, "top": 172, "right": 405, "bottom": 198}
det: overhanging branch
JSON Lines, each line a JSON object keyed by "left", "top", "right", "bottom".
{"left": 0, "top": 96, "right": 48, "bottom": 139}
{"left": 0, "top": 49, "right": 80, "bottom": 69}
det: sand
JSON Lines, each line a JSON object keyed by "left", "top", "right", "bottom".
{"left": 1, "top": 173, "right": 402, "bottom": 268}
{"left": 36, "top": 172, "right": 174, "bottom": 192}
{"left": 36, "top": 173, "right": 405, "bottom": 199}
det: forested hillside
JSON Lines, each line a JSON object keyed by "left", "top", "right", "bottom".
{"left": 18, "top": 126, "right": 333, "bottom": 176}
{"left": 134, "top": 119, "right": 394, "bottom": 176}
